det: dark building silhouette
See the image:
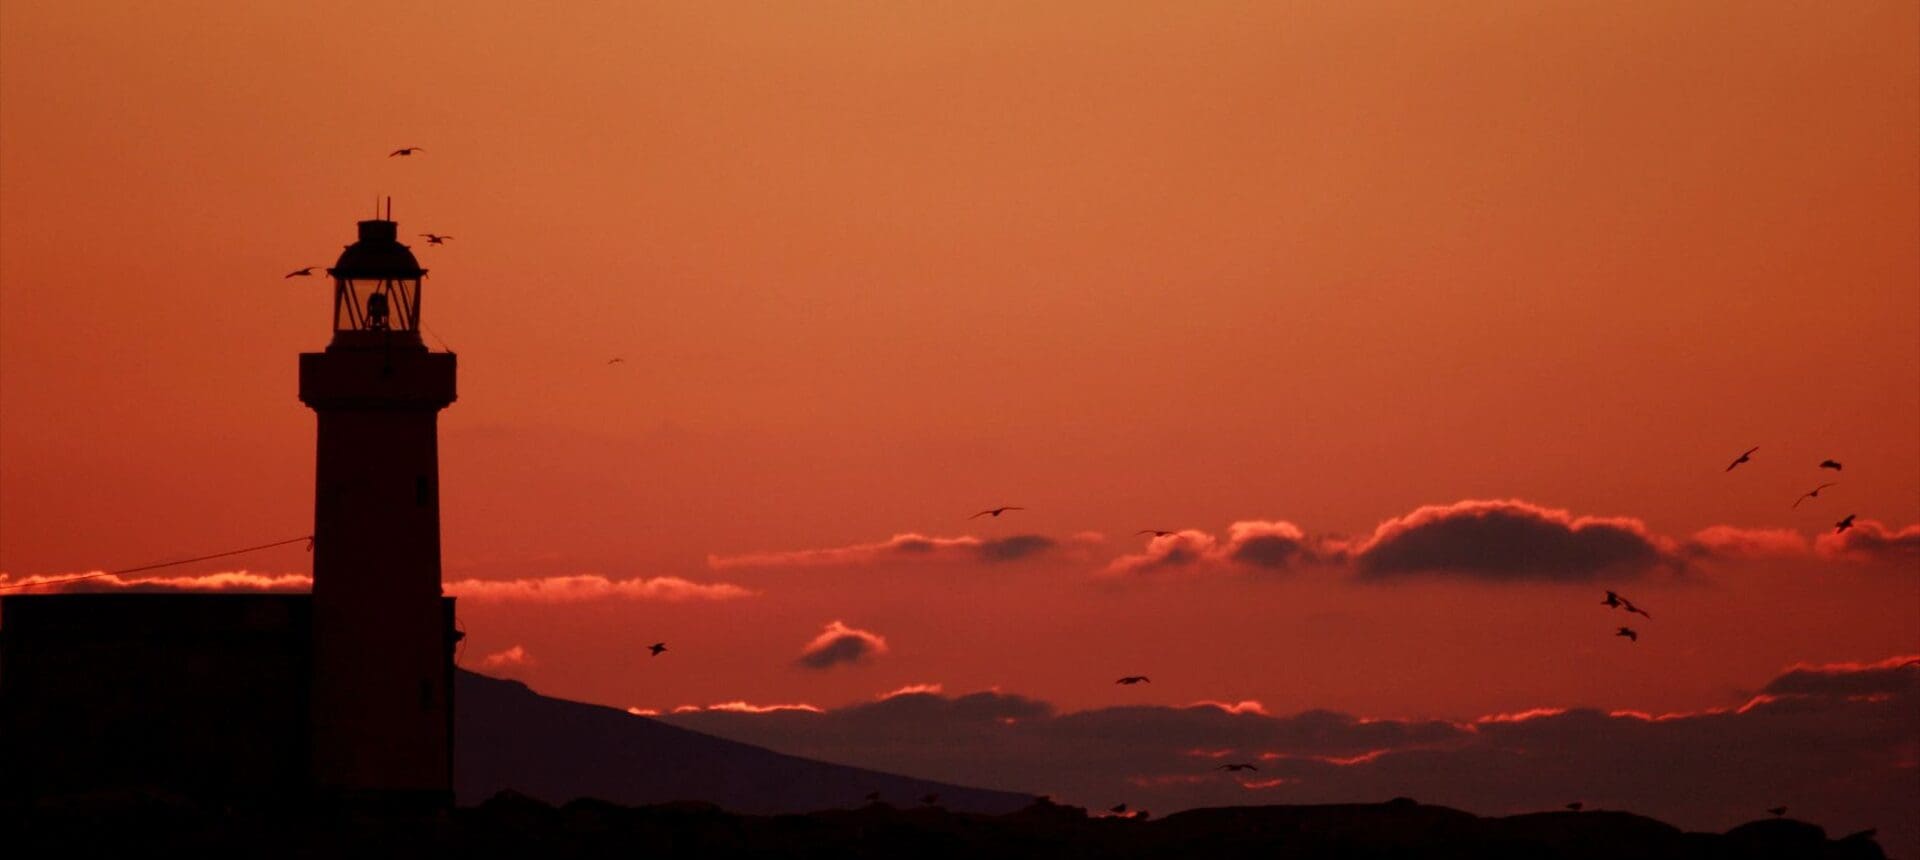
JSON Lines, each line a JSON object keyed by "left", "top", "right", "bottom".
{"left": 0, "top": 214, "right": 459, "bottom": 807}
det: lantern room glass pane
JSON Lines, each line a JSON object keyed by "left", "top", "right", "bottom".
{"left": 335, "top": 278, "right": 422, "bottom": 332}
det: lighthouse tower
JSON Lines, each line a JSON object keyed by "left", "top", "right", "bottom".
{"left": 299, "top": 213, "right": 457, "bottom": 804}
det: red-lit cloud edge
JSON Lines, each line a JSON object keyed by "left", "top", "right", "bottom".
{"left": 647, "top": 654, "right": 1918, "bottom": 847}
{"left": 705, "top": 499, "right": 1919, "bottom": 582}
{"left": 0, "top": 571, "right": 757, "bottom": 601}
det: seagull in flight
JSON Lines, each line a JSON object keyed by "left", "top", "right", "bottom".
{"left": 1217, "top": 763, "right": 1259, "bottom": 772}
{"left": 284, "top": 266, "right": 321, "bottom": 278}
{"left": 1767, "top": 806, "right": 1787, "bottom": 817}
{"left": 1725, "top": 446, "right": 1759, "bottom": 471}
{"left": 1601, "top": 590, "right": 1648, "bottom": 617}
{"left": 648, "top": 642, "right": 667, "bottom": 657}
{"left": 1616, "top": 626, "right": 1638, "bottom": 642}
{"left": 389, "top": 146, "right": 424, "bottom": 157}
{"left": 607, "top": 357, "right": 625, "bottom": 365}
{"left": 1108, "top": 803, "right": 1128, "bottom": 814}
{"left": 970, "top": 506, "right": 1024, "bottom": 519}
{"left": 1135, "top": 530, "right": 1175, "bottom": 537}
{"left": 1792, "top": 483, "right": 1837, "bottom": 509}
{"left": 1819, "top": 459, "right": 1843, "bottom": 471}
{"left": 1565, "top": 802, "right": 1583, "bottom": 812}
{"left": 1834, "top": 514, "right": 1856, "bottom": 533}
{"left": 1115, "top": 676, "right": 1150, "bottom": 685}
{"left": 419, "top": 233, "right": 453, "bottom": 245}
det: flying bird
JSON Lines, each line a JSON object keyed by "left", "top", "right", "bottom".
{"left": 1602, "top": 591, "right": 1648, "bottom": 617}
{"left": 1217, "top": 763, "right": 1259, "bottom": 772}
{"left": 1616, "top": 627, "right": 1638, "bottom": 642}
{"left": 648, "top": 642, "right": 667, "bottom": 657}
{"left": 1834, "top": 514, "right": 1856, "bottom": 534}
{"left": 1135, "top": 530, "right": 1175, "bottom": 537}
{"left": 1767, "top": 806, "right": 1787, "bottom": 817}
{"left": 607, "top": 357, "right": 625, "bottom": 365}
{"left": 1109, "top": 803, "right": 1127, "bottom": 814}
{"left": 1115, "top": 676, "right": 1150, "bottom": 685}
{"left": 389, "top": 147, "right": 424, "bottom": 157}
{"left": 1792, "top": 483, "right": 1837, "bottom": 509}
{"left": 284, "top": 266, "right": 321, "bottom": 278}
{"left": 419, "top": 233, "right": 453, "bottom": 245}
{"left": 1565, "top": 802, "right": 1583, "bottom": 812}
{"left": 970, "top": 506, "right": 1024, "bottom": 519}
{"left": 1725, "top": 446, "right": 1759, "bottom": 471}
{"left": 1819, "top": 460, "right": 1843, "bottom": 471}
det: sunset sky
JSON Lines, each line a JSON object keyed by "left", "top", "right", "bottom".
{"left": 2, "top": 0, "right": 1915, "bottom": 845}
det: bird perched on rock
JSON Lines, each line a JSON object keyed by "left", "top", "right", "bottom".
{"left": 1616, "top": 627, "right": 1638, "bottom": 642}
{"left": 1115, "top": 676, "right": 1150, "bottom": 685}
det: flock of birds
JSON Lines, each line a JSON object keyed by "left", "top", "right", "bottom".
{"left": 288, "top": 148, "right": 1873, "bottom": 825}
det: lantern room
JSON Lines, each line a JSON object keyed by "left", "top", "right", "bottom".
{"left": 327, "top": 218, "right": 426, "bottom": 348}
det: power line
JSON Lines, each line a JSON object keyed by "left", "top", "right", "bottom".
{"left": 0, "top": 534, "right": 313, "bottom": 592}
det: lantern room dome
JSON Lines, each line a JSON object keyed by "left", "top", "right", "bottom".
{"left": 328, "top": 220, "right": 425, "bottom": 280}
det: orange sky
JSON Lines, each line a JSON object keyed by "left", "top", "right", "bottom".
{"left": 2, "top": 1, "right": 1915, "bottom": 724}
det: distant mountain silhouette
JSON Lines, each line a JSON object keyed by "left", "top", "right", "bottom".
{"left": 455, "top": 670, "right": 1032, "bottom": 813}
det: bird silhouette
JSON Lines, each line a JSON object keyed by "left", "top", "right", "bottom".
{"left": 1217, "top": 763, "right": 1259, "bottom": 772}
{"left": 1767, "top": 806, "right": 1787, "bottom": 817}
{"left": 419, "top": 233, "right": 453, "bottom": 245}
{"left": 1602, "top": 590, "right": 1624, "bottom": 608}
{"left": 389, "top": 147, "right": 424, "bottom": 157}
{"left": 1115, "top": 676, "right": 1150, "bottom": 685}
{"left": 970, "top": 506, "right": 1024, "bottom": 519}
{"left": 1616, "top": 627, "right": 1638, "bottom": 642}
{"left": 1601, "top": 591, "right": 1650, "bottom": 617}
{"left": 1834, "top": 514, "right": 1856, "bottom": 533}
{"left": 1565, "top": 802, "right": 1583, "bottom": 812}
{"left": 284, "top": 266, "right": 321, "bottom": 278}
{"left": 1819, "top": 459, "right": 1843, "bottom": 471}
{"left": 1109, "top": 803, "right": 1127, "bottom": 814}
{"left": 607, "top": 357, "right": 625, "bottom": 365}
{"left": 1726, "top": 446, "right": 1759, "bottom": 471}
{"left": 1792, "top": 483, "right": 1837, "bottom": 509}
{"left": 1135, "top": 529, "right": 1175, "bottom": 537}
{"left": 648, "top": 642, "right": 667, "bottom": 657}
{"left": 1621, "top": 598, "right": 1651, "bottom": 619}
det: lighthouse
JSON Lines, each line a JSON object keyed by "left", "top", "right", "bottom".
{"left": 299, "top": 212, "right": 458, "bottom": 804}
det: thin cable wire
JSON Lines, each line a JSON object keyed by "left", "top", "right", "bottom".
{"left": 0, "top": 535, "right": 313, "bottom": 591}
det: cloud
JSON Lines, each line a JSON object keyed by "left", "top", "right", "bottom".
{"left": 1105, "top": 522, "right": 1333, "bottom": 576}
{"left": 795, "top": 620, "right": 889, "bottom": 669}
{"left": 0, "top": 570, "right": 755, "bottom": 603}
{"left": 1351, "top": 500, "right": 1676, "bottom": 582}
{"left": 879, "top": 683, "right": 945, "bottom": 700}
{"left": 707, "top": 533, "right": 1064, "bottom": 570}
{"left": 663, "top": 655, "right": 1920, "bottom": 857}
{"left": 477, "top": 645, "right": 535, "bottom": 670}
{"left": 0, "top": 571, "right": 314, "bottom": 594}
{"left": 444, "top": 574, "right": 756, "bottom": 602}
{"left": 1816, "top": 520, "right": 1920, "bottom": 564}
{"left": 1681, "top": 526, "right": 1810, "bottom": 560}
